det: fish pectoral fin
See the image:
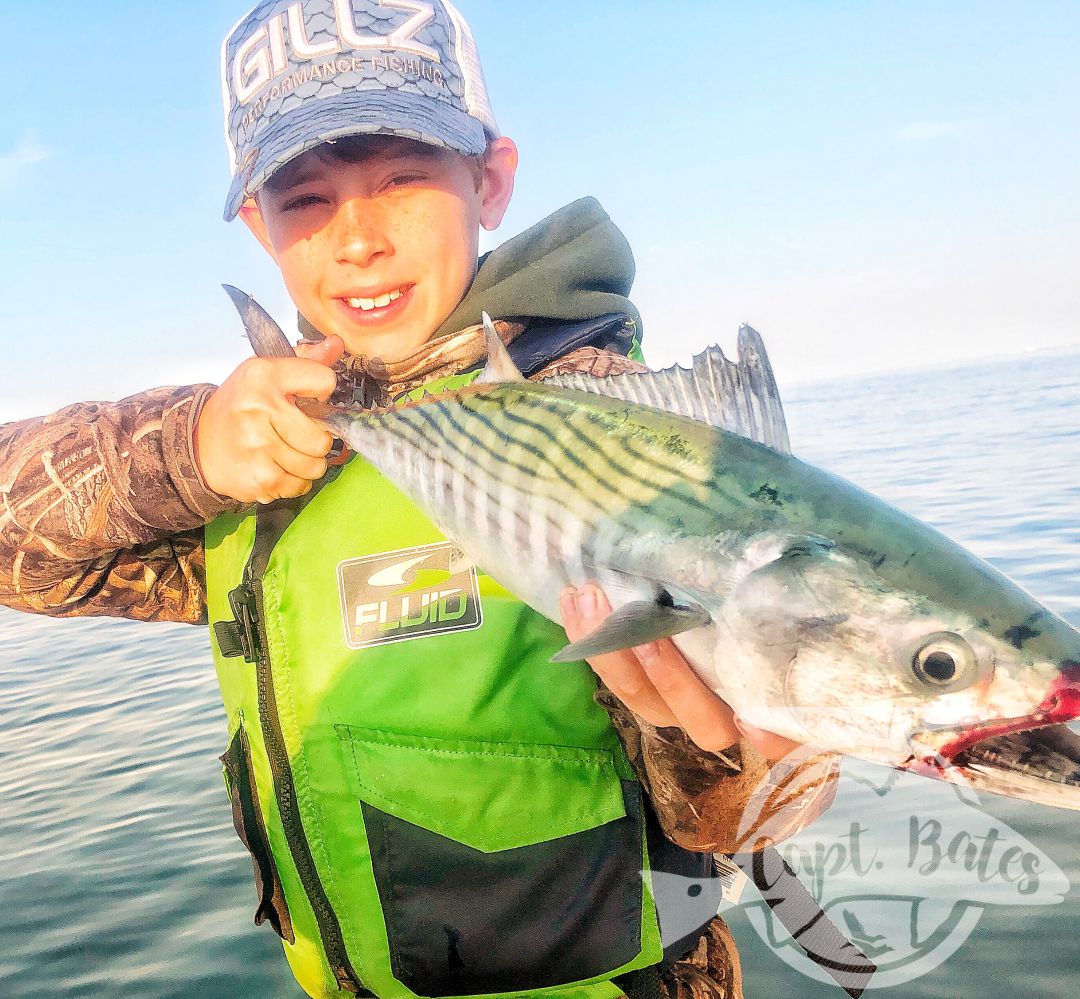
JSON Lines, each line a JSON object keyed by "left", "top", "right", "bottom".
{"left": 550, "top": 599, "right": 711, "bottom": 663}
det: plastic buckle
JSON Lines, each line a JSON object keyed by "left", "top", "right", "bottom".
{"left": 227, "top": 584, "right": 260, "bottom": 664}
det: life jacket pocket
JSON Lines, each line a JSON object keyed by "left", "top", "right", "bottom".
{"left": 220, "top": 722, "right": 295, "bottom": 944}
{"left": 336, "top": 725, "right": 650, "bottom": 997}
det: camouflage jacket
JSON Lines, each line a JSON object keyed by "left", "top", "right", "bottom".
{"left": 0, "top": 323, "right": 839, "bottom": 999}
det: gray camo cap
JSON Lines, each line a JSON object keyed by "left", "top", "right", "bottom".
{"left": 221, "top": 0, "right": 499, "bottom": 221}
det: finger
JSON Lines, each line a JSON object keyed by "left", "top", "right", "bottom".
{"left": 633, "top": 640, "right": 742, "bottom": 753}
{"left": 273, "top": 357, "right": 339, "bottom": 401}
{"left": 735, "top": 719, "right": 804, "bottom": 762}
{"left": 560, "top": 586, "right": 680, "bottom": 728}
{"left": 269, "top": 402, "right": 336, "bottom": 458}
{"left": 252, "top": 468, "right": 313, "bottom": 504}
{"left": 266, "top": 438, "right": 329, "bottom": 483}
{"left": 239, "top": 454, "right": 313, "bottom": 502}
{"left": 295, "top": 334, "right": 345, "bottom": 367}
{"left": 243, "top": 455, "right": 311, "bottom": 503}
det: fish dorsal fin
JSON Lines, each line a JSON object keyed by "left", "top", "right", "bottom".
{"left": 475, "top": 312, "right": 526, "bottom": 385}
{"left": 542, "top": 324, "right": 791, "bottom": 453}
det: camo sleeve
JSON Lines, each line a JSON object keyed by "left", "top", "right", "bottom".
{"left": 0, "top": 386, "right": 242, "bottom": 624}
{"left": 533, "top": 345, "right": 646, "bottom": 380}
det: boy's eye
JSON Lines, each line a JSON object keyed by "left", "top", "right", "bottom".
{"left": 386, "top": 173, "right": 426, "bottom": 189}
{"left": 281, "top": 193, "right": 328, "bottom": 211}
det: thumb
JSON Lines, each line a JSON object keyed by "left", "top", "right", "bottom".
{"left": 295, "top": 334, "right": 345, "bottom": 366}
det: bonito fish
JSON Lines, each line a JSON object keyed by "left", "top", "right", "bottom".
{"left": 226, "top": 286, "right": 1080, "bottom": 809}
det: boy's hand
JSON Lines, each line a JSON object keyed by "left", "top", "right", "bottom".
{"left": 195, "top": 336, "right": 345, "bottom": 504}
{"left": 560, "top": 584, "right": 803, "bottom": 760}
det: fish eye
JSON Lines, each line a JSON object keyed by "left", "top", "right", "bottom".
{"left": 911, "top": 633, "right": 979, "bottom": 690}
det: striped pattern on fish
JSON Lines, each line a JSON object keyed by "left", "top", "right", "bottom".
{"left": 338, "top": 381, "right": 781, "bottom": 625}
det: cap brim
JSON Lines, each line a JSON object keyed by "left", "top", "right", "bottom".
{"left": 224, "top": 90, "right": 488, "bottom": 221}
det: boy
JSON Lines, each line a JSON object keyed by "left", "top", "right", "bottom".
{"left": 0, "top": 2, "right": 837, "bottom": 996}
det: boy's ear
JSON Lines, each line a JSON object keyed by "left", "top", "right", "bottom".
{"left": 479, "top": 137, "right": 519, "bottom": 232}
{"left": 237, "top": 198, "right": 278, "bottom": 259}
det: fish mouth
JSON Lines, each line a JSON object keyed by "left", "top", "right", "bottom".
{"left": 906, "top": 665, "right": 1080, "bottom": 808}
{"left": 949, "top": 724, "right": 1080, "bottom": 800}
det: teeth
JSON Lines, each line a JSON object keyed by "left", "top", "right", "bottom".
{"left": 347, "top": 289, "right": 403, "bottom": 312}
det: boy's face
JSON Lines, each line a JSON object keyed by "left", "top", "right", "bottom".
{"left": 240, "top": 136, "right": 517, "bottom": 360}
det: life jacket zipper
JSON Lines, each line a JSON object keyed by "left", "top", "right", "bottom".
{"left": 246, "top": 573, "right": 367, "bottom": 995}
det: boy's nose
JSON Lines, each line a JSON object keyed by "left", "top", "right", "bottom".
{"left": 333, "top": 199, "right": 393, "bottom": 267}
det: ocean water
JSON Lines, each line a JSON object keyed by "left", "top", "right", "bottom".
{"left": 1, "top": 350, "right": 1079, "bottom": 997}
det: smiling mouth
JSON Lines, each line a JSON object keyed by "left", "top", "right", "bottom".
{"left": 345, "top": 288, "right": 406, "bottom": 312}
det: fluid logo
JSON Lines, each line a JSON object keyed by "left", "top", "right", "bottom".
{"left": 337, "top": 542, "right": 482, "bottom": 649}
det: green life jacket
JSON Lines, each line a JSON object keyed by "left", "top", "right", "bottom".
{"left": 205, "top": 341, "right": 715, "bottom": 999}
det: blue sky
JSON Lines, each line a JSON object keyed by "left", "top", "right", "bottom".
{"left": 1, "top": 1, "right": 1077, "bottom": 421}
